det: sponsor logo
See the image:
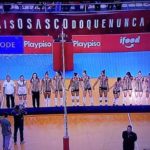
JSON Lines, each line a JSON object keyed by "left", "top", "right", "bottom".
{"left": 73, "top": 40, "right": 101, "bottom": 48}
{"left": 120, "top": 36, "right": 140, "bottom": 48}
{"left": 0, "top": 42, "right": 16, "bottom": 48}
{"left": 24, "top": 40, "right": 52, "bottom": 49}
{"left": 0, "top": 36, "right": 23, "bottom": 54}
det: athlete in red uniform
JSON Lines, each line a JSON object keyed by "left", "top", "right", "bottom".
{"left": 68, "top": 73, "right": 81, "bottom": 106}
{"left": 80, "top": 70, "right": 94, "bottom": 106}
{"left": 93, "top": 70, "right": 109, "bottom": 106}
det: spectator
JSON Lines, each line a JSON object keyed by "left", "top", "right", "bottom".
{"left": 95, "top": 0, "right": 101, "bottom": 11}
{"left": 107, "top": 0, "right": 114, "bottom": 10}
{"left": 115, "top": 0, "right": 122, "bottom": 10}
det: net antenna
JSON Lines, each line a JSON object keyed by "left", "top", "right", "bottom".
{"left": 61, "top": 26, "right": 70, "bottom": 150}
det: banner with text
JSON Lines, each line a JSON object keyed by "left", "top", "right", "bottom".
{"left": 0, "top": 36, "right": 23, "bottom": 54}
{"left": 24, "top": 36, "right": 53, "bottom": 54}
{"left": 72, "top": 33, "right": 150, "bottom": 53}
{"left": 0, "top": 10, "right": 149, "bottom": 41}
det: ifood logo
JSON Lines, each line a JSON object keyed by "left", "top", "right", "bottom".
{"left": 73, "top": 40, "right": 101, "bottom": 48}
{"left": 0, "top": 42, "right": 16, "bottom": 48}
{"left": 120, "top": 36, "right": 140, "bottom": 48}
{"left": 24, "top": 41, "right": 52, "bottom": 49}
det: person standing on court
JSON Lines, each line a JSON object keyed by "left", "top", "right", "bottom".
{"left": 30, "top": 73, "right": 41, "bottom": 108}
{"left": 0, "top": 112, "right": 12, "bottom": 150}
{"left": 122, "top": 125, "right": 137, "bottom": 150}
{"left": 11, "top": 105, "right": 27, "bottom": 144}
{"left": 41, "top": 71, "right": 54, "bottom": 107}
{"left": 3, "top": 75, "right": 16, "bottom": 108}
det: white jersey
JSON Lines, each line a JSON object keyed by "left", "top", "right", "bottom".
{"left": 17, "top": 80, "right": 27, "bottom": 95}
{"left": 3, "top": 80, "right": 15, "bottom": 95}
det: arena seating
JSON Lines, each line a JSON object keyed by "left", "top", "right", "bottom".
{"left": 0, "top": 1, "right": 150, "bottom": 13}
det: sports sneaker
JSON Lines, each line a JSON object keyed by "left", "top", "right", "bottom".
{"left": 20, "top": 141, "right": 25, "bottom": 144}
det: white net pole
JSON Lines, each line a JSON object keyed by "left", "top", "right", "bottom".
{"left": 62, "top": 27, "right": 69, "bottom": 137}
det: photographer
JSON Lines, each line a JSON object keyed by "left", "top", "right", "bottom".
{"left": 11, "top": 105, "right": 27, "bottom": 145}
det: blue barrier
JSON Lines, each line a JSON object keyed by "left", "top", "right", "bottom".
{"left": 0, "top": 106, "right": 150, "bottom": 116}
{"left": 0, "top": 36, "right": 23, "bottom": 54}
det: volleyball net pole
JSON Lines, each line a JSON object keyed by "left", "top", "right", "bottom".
{"left": 61, "top": 27, "right": 70, "bottom": 150}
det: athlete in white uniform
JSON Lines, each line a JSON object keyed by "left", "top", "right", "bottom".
{"left": 80, "top": 70, "right": 94, "bottom": 106}
{"left": 41, "top": 72, "right": 54, "bottom": 107}
{"left": 93, "top": 70, "right": 109, "bottom": 106}
{"left": 110, "top": 77, "right": 122, "bottom": 106}
{"left": 53, "top": 71, "right": 64, "bottom": 107}
{"left": 145, "top": 73, "right": 150, "bottom": 104}
{"left": 134, "top": 71, "right": 144, "bottom": 105}
{"left": 122, "top": 72, "right": 133, "bottom": 105}
{"left": 68, "top": 73, "right": 81, "bottom": 106}
{"left": 17, "top": 75, "right": 27, "bottom": 107}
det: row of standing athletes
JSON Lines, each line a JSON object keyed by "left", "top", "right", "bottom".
{"left": 0, "top": 70, "right": 150, "bottom": 108}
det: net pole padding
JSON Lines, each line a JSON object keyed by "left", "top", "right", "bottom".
{"left": 62, "top": 27, "right": 70, "bottom": 150}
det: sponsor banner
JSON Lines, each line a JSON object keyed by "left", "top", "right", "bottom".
{"left": 24, "top": 36, "right": 53, "bottom": 54}
{"left": 0, "top": 36, "right": 23, "bottom": 54}
{"left": 0, "top": 10, "right": 149, "bottom": 40}
{"left": 72, "top": 33, "right": 150, "bottom": 53}
{"left": 72, "top": 35, "right": 102, "bottom": 52}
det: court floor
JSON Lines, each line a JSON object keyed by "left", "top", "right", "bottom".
{"left": 0, "top": 113, "right": 150, "bottom": 150}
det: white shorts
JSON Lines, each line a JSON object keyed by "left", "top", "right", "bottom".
{"left": 18, "top": 87, "right": 27, "bottom": 95}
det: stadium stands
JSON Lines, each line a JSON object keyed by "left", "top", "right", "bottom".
{"left": 0, "top": 1, "right": 149, "bottom": 13}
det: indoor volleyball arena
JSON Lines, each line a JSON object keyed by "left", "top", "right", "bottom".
{"left": 0, "top": 1, "right": 150, "bottom": 150}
